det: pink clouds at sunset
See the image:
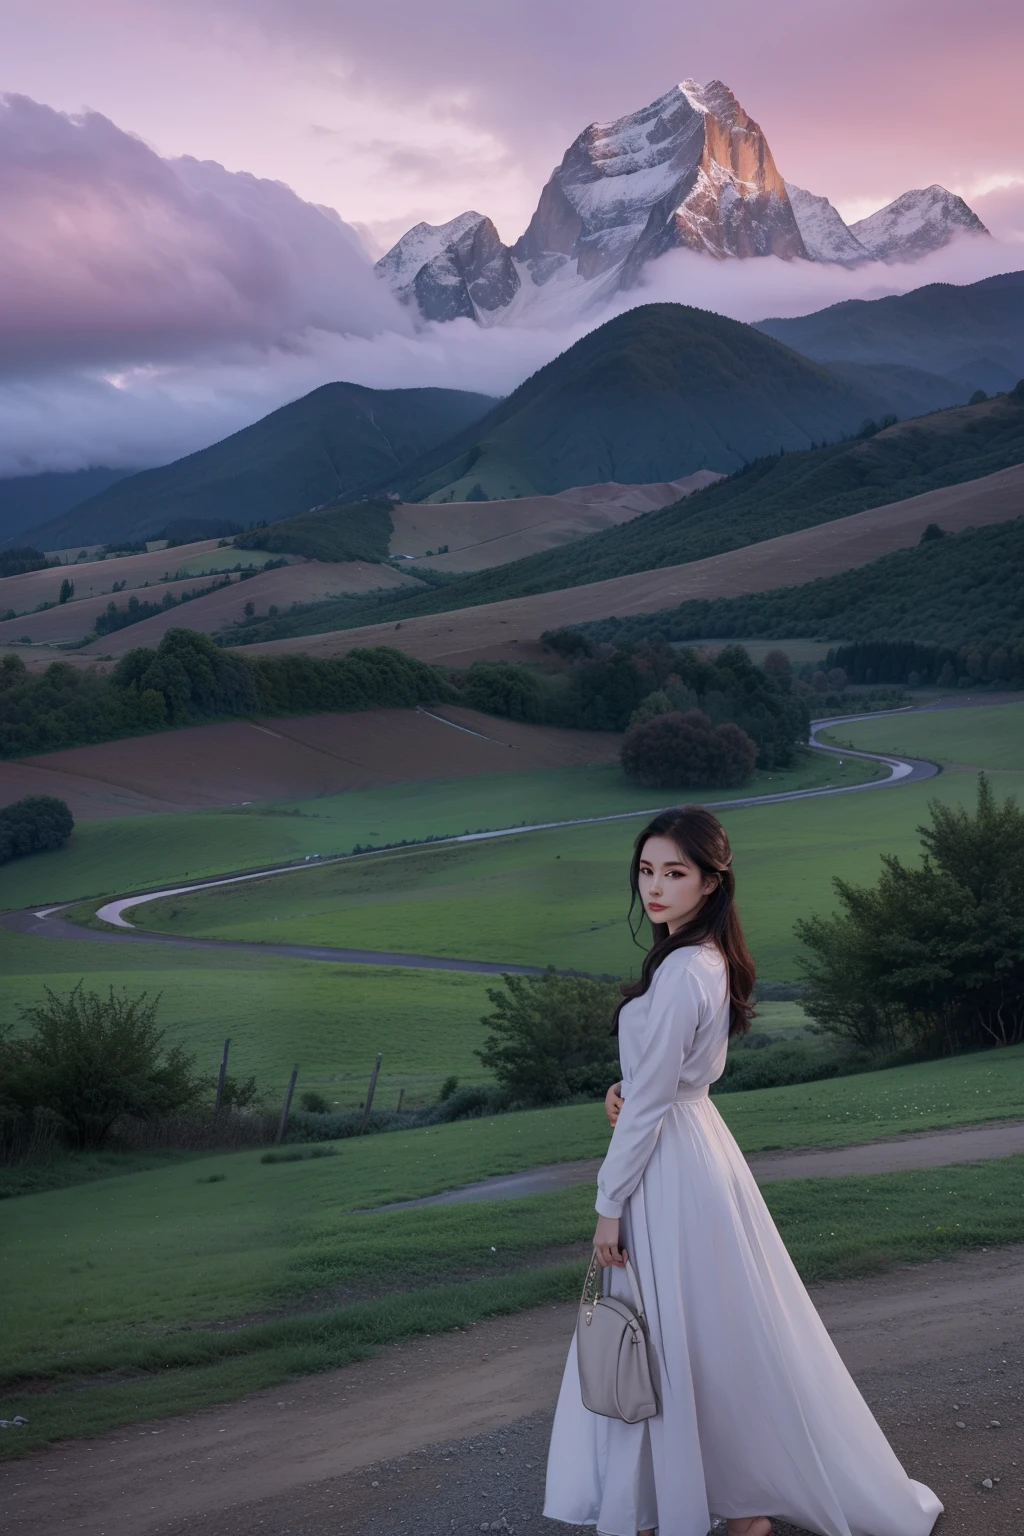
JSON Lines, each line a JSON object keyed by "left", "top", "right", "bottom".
{"left": 0, "top": 0, "right": 1021, "bottom": 473}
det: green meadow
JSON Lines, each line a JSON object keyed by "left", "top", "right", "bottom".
{"left": 2, "top": 1040, "right": 1023, "bottom": 1453}
{"left": 820, "top": 701, "right": 1024, "bottom": 771}
{"left": 0, "top": 749, "right": 877, "bottom": 911}
{"left": 131, "top": 771, "right": 988, "bottom": 980}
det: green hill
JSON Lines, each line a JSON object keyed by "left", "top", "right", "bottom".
{"left": 27, "top": 384, "right": 496, "bottom": 550}
{"left": 0, "top": 467, "right": 135, "bottom": 549}
{"left": 235, "top": 498, "right": 395, "bottom": 563}
{"left": 579, "top": 515, "right": 1024, "bottom": 653}
{"left": 225, "top": 385, "right": 1024, "bottom": 646}
{"left": 373, "top": 303, "right": 915, "bottom": 504}
{"left": 754, "top": 270, "right": 1024, "bottom": 396}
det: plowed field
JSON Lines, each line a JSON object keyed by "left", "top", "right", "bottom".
{"left": 0, "top": 705, "right": 622, "bottom": 817}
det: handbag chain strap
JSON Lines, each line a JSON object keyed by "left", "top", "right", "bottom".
{"left": 580, "top": 1251, "right": 647, "bottom": 1319}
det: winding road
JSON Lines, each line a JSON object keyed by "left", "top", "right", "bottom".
{"left": 1, "top": 709, "right": 938, "bottom": 971}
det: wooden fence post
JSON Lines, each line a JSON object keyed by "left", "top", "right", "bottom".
{"left": 361, "top": 1053, "right": 383, "bottom": 1134}
{"left": 396, "top": 1086, "right": 405, "bottom": 1113}
{"left": 276, "top": 1066, "right": 299, "bottom": 1145}
{"left": 214, "top": 1038, "right": 231, "bottom": 1117}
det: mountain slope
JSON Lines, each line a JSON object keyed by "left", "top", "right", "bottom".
{"left": 371, "top": 304, "right": 904, "bottom": 504}
{"left": 754, "top": 271, "right": 1024, "bottom": 394}
{"left": 233, "top": 384, "right": 1024, "bottom": 647}
{"left": 27, "top": 384, "right": 497, "bottom": 550}
{"left": 0, "top": 468, "right": 136, "bottom": 548}
{"left": 849, "top": 186, "right": 989, "bottom": 262}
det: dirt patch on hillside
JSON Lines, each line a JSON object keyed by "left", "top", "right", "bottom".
{"left": 392, "top": 472, "right": 722, "bottom": 574}
{"left": 241, "top": 463, "right": 1024, "bottom": 667}
{"left": 3, "top": 707, "right": 622, "bottom": 816}
{"left": 75, "top": 562, "right": 420, "bottom": 656}
{"left": 0, "top": 540, "right": 225, "bottom": 615}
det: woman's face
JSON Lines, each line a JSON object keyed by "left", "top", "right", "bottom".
{"left": 637, "top": 835, "right": 717, "bottom": 934}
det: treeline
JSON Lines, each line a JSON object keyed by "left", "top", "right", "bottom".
{"left": 0, "top": 630, "right": 449, "bottom": 757}
{"left": 0, "top": 795, "right": 73, "bottom": 865}
{"left": 825, "top": 638, "right": 1024, "bottom": 689}
{"left": 0, "top": 625, "right": 809, "bottom": 767}
{"left": 580, "top": 517, "right": 1024, "bottom": 663}
{"left": 461, "top": 637, "right": 809, "bottom": 769}
{"left": 0, "top": 547, "right": 52, "bottom": 578}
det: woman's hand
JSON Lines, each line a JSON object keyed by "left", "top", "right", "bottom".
{"left": 604, "top": 1081, "right": 624, "bottom": 1129}
{"left": 593, "top": 1215, "right": 627, "bottom": 1267}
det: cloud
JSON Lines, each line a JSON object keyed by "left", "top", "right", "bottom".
{"left": 0, "top": 92, "right": 410, "bottom": 373}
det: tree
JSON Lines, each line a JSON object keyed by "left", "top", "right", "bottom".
{"left": 1, "top": 984, "right": 207, "bottom": 1148}
{"left": 762, "top": 649, "right": 792, "bottom": 679}
{"left": 58, "top": 578, "right": 74, "bottom": 604}
{"left": 0, "top": 795, "right": 74, "bottom": 865}
{"left": 458, "top": 661, "right": 543, "bottom": 721}
{"left": 920, "top": 522, "right": 946, "bottom": 543}
{"left": 796, "top": 777, "right": 1024, "bottom": 1058}
{"left": 477, "top": 970, "right": 622, "bottom": 1105}
{"left": 243, "top": 600, "right": 256, "bottom": 618}
{"left": 621, "top": 709, "right": 757, "bottom": 790}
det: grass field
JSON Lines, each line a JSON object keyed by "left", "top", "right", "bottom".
{"left": 130, "top": 772, "right": 989, "bottom": 980}
{"left": 2, "top": 1040, "right": 1023, "bottom": 1454}
{"left": 0, "top": 750, "right": 878, "bottom": 911}
{"left": 820, "top": 703, "right": 1024, "bottom": 771}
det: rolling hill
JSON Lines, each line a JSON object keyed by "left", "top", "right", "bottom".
{"left": 225, "top": 385, "right": 1024, "bottom": 645}
{"left": 22, "top": 384, "right": 497, "bottom": 551}
{"left": 754, "top": 270, "right": 1024, "bottom": 395}
{"left": 233, "top": 461, "right": 1024, "bottom": 667}
{"left": 369, "top": 304, "right": 938, "bottom": 504}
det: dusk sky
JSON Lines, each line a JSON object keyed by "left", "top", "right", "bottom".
{"left": 1, "top": 0, "right": 1022, "bottom": 475}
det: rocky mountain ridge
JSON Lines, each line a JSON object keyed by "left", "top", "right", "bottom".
{"left": 376, "top": 80, "right": 990, "bottom": 324}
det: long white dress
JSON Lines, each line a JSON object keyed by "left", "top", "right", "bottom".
{"left": 543, "top": 943, "right": 943, "bottom": 1536}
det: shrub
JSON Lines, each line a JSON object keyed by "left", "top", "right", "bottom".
{"left": 797, "top": 776, "right": 1024, "bottom": 1057}
{"left": 299, "top": 1089, "right": 331, "bottom": 1113}
{"left": 476, "top": 969, "right": 622, "bottom": 1106}
{"left": 621, "top": 709, "right": 757, "bottom": 789}
{"left": 0, "top": 795, "right": 74, "bottom": 865}
{"left": 438, "top": 1075, "right": 459, "bottom": 1101}
{"left": 0, "top": 985, "right": 207, "bottom": 1149}
{"left": 457, "top": 661, "right": 543, "bottom": 721}
{"left": 712, "top": 1040, "right": 871, "bottom": 1094}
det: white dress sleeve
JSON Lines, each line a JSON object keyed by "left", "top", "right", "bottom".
{"left": 595, "top": 951, "right": 707, "bottom": 1218}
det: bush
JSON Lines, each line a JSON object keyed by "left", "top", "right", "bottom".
{"left": 476, "top": 969, "right": 622, "bottom": 1106}
{"left": 299, "top": 1089, "right": 331, "bottom": 1113}
{"left": 712, "top": 1040, "right": 872, "bottom": 1094}
{"left": 0, "top": 985, "right": 207, "bottom": 1149}
{"left": 457, "top": 661, "right": 544, "bottom": 721}
{"left": 621, "top": 709, "right": 757, "bottom": 789}
{"left": 0, "top": 795, "right": 73, "bottom": 865}
{"left": 797, "top": 776, "right": 1024, "bottom": 1057}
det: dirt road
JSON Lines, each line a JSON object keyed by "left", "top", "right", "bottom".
{"left": 2, "top": 1244, "right": 1020, "bottom": 1536}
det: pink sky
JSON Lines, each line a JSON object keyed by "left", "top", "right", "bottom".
{"left": 2, "top": 0, "right": 1022, "bottom": 249}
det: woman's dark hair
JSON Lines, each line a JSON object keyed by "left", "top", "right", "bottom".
{"left": 613, "top": 804, "right": 755, "bottom": 1038}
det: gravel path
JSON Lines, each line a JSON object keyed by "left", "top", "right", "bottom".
{"left": 2, "top": 1244, "right": 1020, "bottom": 1536}
{"left": 358, "top": 1119, "right": 1024, "bottom": 1212}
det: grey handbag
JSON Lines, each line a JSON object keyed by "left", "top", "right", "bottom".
{"left": 576, "top": 1251, "right": 659, "bottom": 1422}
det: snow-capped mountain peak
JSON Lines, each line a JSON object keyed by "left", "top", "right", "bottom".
{"left": 373, "top": 86, "right": 990, "bottom": 326}
{"left": 850, "top": 185, "right": 989, "bottom": 263}
{"left": 784, "top": 184, "right": 872, "bottom": 266}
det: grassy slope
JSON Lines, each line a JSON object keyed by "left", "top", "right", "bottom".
{"left": 226, "top": 388, "right": 1024, "bottom": 646}
{"left": 0, "top": 752, "right": 877, "bottom": 910}
{"left": 820, "top": 704, "right": 1024, "bottom": 769}
{"left": 28, "top": 385, "right": 496, "bottom": 549}
{"left": 234, "top": 498, "right": 395, "bottom": 563}
{"left": 2, "top": 1045, "right": 1023, "bottom": 1451}
{"left": 124, "top": 773, "right": 995, "bottom": 982}
{"left": 583, "top": 514, "right": 1024, "bottom": 651}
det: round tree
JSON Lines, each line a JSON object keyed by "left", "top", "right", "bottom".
{"left": 621, "top": 709, "right": 757, "bottom": 789}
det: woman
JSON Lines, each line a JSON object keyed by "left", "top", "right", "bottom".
{"left": 543, "top": 805, "right": 942, "bottom": 1536}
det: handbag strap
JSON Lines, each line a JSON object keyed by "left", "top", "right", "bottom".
{"left": 582, "top": 1252, "right": 648, "bottom": 1320}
